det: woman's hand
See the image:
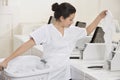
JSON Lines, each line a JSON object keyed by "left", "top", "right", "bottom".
{"left": 98, "top": 10, "right": 107, "bottom": 19}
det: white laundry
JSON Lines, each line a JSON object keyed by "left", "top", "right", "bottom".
{"left": 100, "top": 10, "right": 116, "bottom": 60}
{"left": 6, "top": 55, "right": 44, "bottom": 73}
{"left": 4, "top": 55, "right": 49, "bottom": 80}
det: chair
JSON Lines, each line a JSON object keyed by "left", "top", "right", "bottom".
{"left": 48, "top": 16, "right": 55, "bottom": 24}
{"left": 75, "top": 21, "right": 86, "bottom": 28}
{"left": 90, "top": 27, "right": 105, "bottom": 43}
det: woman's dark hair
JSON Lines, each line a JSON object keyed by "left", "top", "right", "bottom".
{"left": 52, "top": 2, "right": 76, "bottom": 20}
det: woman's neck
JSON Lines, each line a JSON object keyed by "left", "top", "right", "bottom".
{"left": 53, "top": 21, "right": 65, "bottom": 36}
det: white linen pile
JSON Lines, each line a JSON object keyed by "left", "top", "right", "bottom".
{"left": 4, "top": 55, "right": 48, "bottom": 80}
{"left": 6, "top": 55, "right": 45, "bottom": 74}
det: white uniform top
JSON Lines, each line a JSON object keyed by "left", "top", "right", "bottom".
{"left": 30, "top": 24, "right": 87, "bottom": 80}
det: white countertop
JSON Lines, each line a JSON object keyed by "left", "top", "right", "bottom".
{"left": 70, "top": 59, "right": 120, "bottom": 80}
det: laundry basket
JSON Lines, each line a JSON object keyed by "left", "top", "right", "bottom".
{"left": 1, "top": 55, "right": 50, "bottom": 80}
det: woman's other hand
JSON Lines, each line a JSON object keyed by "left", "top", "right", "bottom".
{"left": 98, "top": 10, "right": 107, "bottom": 19}
{"left": 0, "top": 61, "right": 7, "bottom": 71}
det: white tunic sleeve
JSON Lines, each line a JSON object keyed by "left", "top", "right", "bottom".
{"left": 77, "top": 27, "right": 87, "bottom": 39}
{"left": 69, "top": 26, "right": 87, "bottom": 40}
{"left": 29, "top": 25, "right": 48, "bottom": 45}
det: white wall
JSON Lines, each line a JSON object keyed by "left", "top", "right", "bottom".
{"left": 0, "top": 14, "right": 13, "bottom": 57}
{"left": 3, "top": 0, "right": 120, "bottom": 32}
{"left": 75, "top": 0, "right": 100, "bottom": 25}
{"left": 7, "top": 0, "right": 84, "bottom": 34}
{"left": 0, "top": 0, "right": 120, "bottom": 57}
{"left": 76, "top": 0, "right": 120, "bottom": 25}
{"left": 100, "top": 0, "right": 120, "bottom": 20}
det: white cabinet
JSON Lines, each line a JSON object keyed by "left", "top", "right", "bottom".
{"left": 85, "top": 74, "right": 96, "bottom": 80}
{"left": 71, "top": 65, "right": 96, "bottom": 80}
{"left": 71, "top": 60, "right": 120, "bottom": 80}
{"left": 71, "top": 65, "right": 84, "bottom": 80}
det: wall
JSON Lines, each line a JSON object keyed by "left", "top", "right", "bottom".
{"left": 100, "top": 0, "right": 120, "bottom": 22}
{"left": 76, "top": 0, "right": 120, "bottom": 26}
{"left": 0, "top": 0, "right": 120, "bottom": 57}
{"left": 0, "top": 14, "right": 13, "bottom": 57}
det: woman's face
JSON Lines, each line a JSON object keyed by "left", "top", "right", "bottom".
{"left": 61, "top": 13, "right": 75, "bottom": 28}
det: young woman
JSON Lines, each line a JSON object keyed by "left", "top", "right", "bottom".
{"left": 0, "top": 2, "right": 106, "bottom": 80}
